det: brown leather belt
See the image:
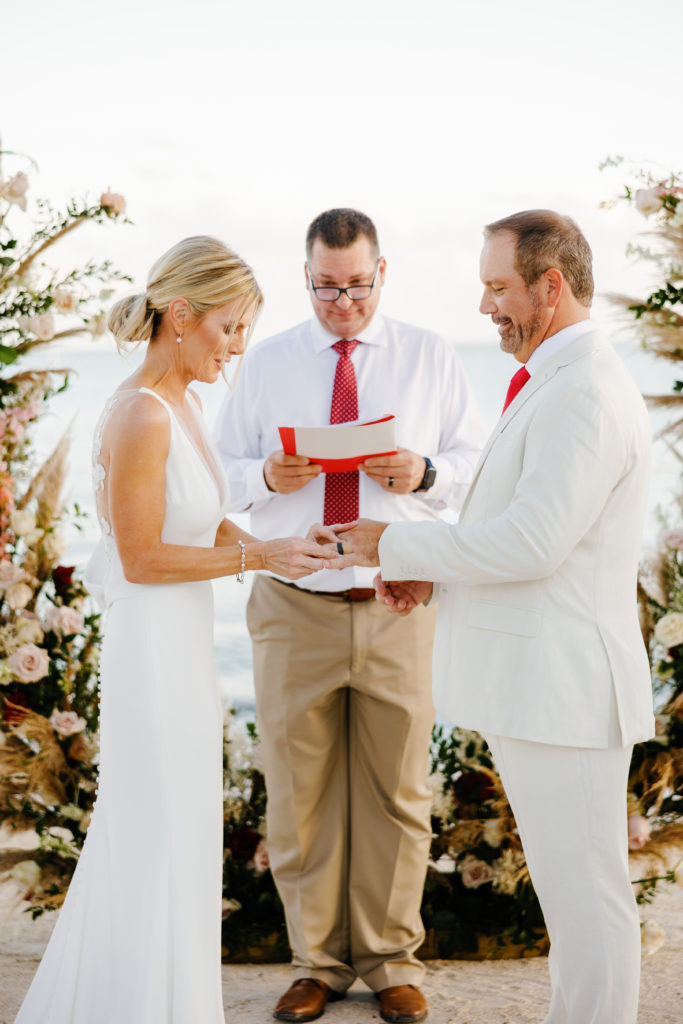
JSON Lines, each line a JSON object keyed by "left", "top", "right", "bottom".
{"left": 271, "top": 578, "right": 375, "bottom": 602}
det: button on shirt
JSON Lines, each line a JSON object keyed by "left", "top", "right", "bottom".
{"left": 214, "top": 313, "right": 486, "bottom": 591}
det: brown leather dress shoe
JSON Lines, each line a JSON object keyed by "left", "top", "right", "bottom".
{"left": 274, "top": 978, "right": 345, "bottom": 1022}
{"left": 378, "top": 984, "right": 428, "bottom": 1023}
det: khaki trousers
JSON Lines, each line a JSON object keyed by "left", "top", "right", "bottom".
{"left": 247, "top": 575, "right": 437, "bottom": 992}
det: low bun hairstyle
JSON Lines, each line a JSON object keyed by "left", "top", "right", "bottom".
{"left": 107, "top": 235, "right": 263, "bottom": 351}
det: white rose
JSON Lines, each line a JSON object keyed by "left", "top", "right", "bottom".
{"left": 1, "top": 172, "right": 30, "bottom": 211}
{"left": 635, "top": 188, "right": 662, "bottom": 217}
{"left": 654, "top": 612, "right": 683, "bottom": 648}
{"left": 16, "top": 614, "right": 44, "bottom": 645}
{"left": 53, "top": 289, "right": 79, "bottom": 314}
{"left": 641, "top": 919, "right": 665, "bottom": 956}
{"left": 456, "top": 853, "right": 493, "bottom": 889}
{"left": 10, "top": 508, "right": 37, "bottom": 537}
{"left": 41, "top": 532, "right": 66, "bottom": 562}
{"left": 10, "top": 859, "right": 41, "bottom": 895}
{"left": 672, "top": 859, "right": 683, "bottom": 889}
{"left": 222, "top": 897, "right": 242, "bottom": 919}
{"left": 44, "top": 604, "right": 85, "bottom": 636}
{"left": 86, "top": 312, "right": 107, "bottom": 338}
{"left": 49, "top": 708, "right": 87, "bottom": 738}
{"left": 0, "top": 560, "right": 26, "bottom": 587}
{"left": 27, "top": 313, "right": 55, "bottom": 341}
{"left": 482, "top": 817, "right": 506, "bottom": 848}
{"left": 6, "top": 582, "right": 33, "bottom": 610}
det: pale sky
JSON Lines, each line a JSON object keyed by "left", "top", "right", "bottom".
{"left": 3, "top": 0, "right": 682, "bottom": 345}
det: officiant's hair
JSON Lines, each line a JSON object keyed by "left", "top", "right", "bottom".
{"left": 107, "top": 236, "right": 263, "bottom": 351}
{"left": 484, "top": 210, "right": 594, "bottom": 306}
{"left": 305, "top": 208, "right": 380, "bottom": 260}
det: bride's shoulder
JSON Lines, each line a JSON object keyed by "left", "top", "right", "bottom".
{"left": 102, "top": 390, "right": 171, "bottom": 447}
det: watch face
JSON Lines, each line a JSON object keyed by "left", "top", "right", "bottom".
{"left": 423, "top": 466, "right": 437, "bottom": 490}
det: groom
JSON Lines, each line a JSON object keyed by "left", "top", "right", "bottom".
{"left": 326, "top": 210, "right": 655, "bottom": 1024}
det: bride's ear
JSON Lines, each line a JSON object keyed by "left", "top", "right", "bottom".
{"left": 167, "top": 297, "right": 192, "bottom": 335}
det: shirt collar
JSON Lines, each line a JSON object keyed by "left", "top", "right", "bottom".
{"left": 525, "top": 318, "right": 598, "bottom": 376}
{"left": 310, "top": 312, "right": 387, "bottom": 353}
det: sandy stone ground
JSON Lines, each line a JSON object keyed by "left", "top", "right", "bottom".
{"left": 1, "top": 829, "right": 681, "bottom": 1024}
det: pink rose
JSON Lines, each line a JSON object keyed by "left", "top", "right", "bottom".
{"left": 9, "top": 643, "right": 50, "bottom": 683}
{"left": 44, "top": 604, "right": 85, "bottom": 636}
{"left": 1, "top": 172, "right": 30, "bottom": 211}
{"left": 628, "top": 814, "right": 651, "bottom": 850}
{"left": 49, "top": 708, "right": 86, "bottom": 738}
{"left": 27, "top": 314, "right": 55, "bottom": 341}
{"left": 663, "top": 529, "right": 683, "bottom": 550}
{"left": 250, "top": 840, "right": 270, "bottom": 875}
{"left": 457, "top": 853, "right": 493, "bottom": 889}
{"left": 100, "top": 190, "right": 126, "bottom": 217}
{"left": 0, "top": 560, "right": 25, "bottom": 587}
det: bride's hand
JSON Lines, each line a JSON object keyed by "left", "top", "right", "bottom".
{"left": 261, "top": 537, "right": 339, "bottom": 580}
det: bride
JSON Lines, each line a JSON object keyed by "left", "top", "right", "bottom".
{"left": 15, "top": 236, "right": 337, "bottom": 1024}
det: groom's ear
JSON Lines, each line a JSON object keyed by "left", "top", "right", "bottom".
{"left": 541, "top": 267, "right": 563, "bottom": 309}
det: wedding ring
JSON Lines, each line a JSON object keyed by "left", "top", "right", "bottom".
{"left": 388, "top": 477, "right": 394, "bottom": 488}
{"left": 336, "top": 541, "right": 344, "bottom": 555}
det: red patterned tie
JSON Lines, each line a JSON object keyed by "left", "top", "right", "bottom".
{"left": 324, "top": 339, "right": 360, "bottom": 525}
{"left": 502, "top": 365, "right": 530, "bottom": 415}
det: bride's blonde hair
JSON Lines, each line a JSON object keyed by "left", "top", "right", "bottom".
{"left": 108, "top": 236, "right": 263, "bottom": 352}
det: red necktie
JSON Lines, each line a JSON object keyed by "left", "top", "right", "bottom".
{"left": 324, "top": 339, "right": 360, "bottom": 525}
{"left": 502, "top": 365, "right": 530, "bottom": 415}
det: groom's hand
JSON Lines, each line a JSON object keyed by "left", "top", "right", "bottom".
{"left": 374, "top": 573, "right": 433, "bottom": 615}
{"left": 320, "top": 517, "right": 388, "bottom": 569}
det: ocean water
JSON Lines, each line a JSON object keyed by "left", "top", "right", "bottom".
{"left": 20, "top": 338, "right": 680, "bottom": 715}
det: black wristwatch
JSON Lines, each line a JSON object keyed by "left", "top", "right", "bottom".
{"left": 413, "top": 456, "right": 437, "bottom": 492}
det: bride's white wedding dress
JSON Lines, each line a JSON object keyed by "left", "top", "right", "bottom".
{"left": 16, "top": 387, "right": 230, "bottom": 1024}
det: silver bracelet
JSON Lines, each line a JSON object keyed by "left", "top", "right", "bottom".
{"left": 236, "top": 540, "right": 246, "bottom": 584}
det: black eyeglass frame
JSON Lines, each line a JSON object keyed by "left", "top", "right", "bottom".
{"left": 307, "top": 259, "right": 381, "bottom": 302}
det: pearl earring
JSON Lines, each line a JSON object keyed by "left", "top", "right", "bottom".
{"left": 176, "top": 334, "right": 182, "bottom": 344}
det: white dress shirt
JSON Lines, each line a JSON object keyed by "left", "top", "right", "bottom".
{"left": 214, "top": 313, "right": 486, "bottom": 591}
{"left": 525, "top": 318, "right": 598, "bottom": 375}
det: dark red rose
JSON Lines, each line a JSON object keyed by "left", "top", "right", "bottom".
{"left": 225, "top": 826, "right": 262, "bottom": 862}
{"left": 53, "top": 565, "right": 75, "bottom": 597}
{"left": 452, "top": 770, "right": 496, "bottom": 805}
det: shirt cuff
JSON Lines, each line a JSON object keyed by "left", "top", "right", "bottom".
{"left": 421, "top": 454, "right": 453, "bottom": 504}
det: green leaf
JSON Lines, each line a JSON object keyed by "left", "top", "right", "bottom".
{"left": 0, "top": 344, "right": 18, "bottom": 365}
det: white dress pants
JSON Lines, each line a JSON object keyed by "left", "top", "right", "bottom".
{"left": 484, "top": 734, "right": 640, "bottom": 1024}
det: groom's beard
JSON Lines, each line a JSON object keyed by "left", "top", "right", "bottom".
{"left": 495, "top": 289, "right": 543, "bottom": 356}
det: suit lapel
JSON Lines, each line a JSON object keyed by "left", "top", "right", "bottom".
{"left": 459, "top": 331, "right": 610, "bottom": 517}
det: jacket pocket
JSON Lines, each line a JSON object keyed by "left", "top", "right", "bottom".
{"left": 467, "top": 600, "right": 542, "bottom": 637}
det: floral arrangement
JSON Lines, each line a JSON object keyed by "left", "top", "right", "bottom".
{"left": 0, "top": 143, "right": 128, "bottom": 911}
{"left": 3, "top": 148, "right": 681, "bottom": 963}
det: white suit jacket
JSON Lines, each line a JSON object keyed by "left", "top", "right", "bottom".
{"left": 379, "top": 331, "right": 655, "bottom": 748}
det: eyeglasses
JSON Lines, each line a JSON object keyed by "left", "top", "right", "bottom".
{"left": 307, "top": 260, "right": 380, "bottom": 302}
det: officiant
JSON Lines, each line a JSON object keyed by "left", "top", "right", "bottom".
{"left": 214, "top": 208, "right": 484, "bottom": 1024}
